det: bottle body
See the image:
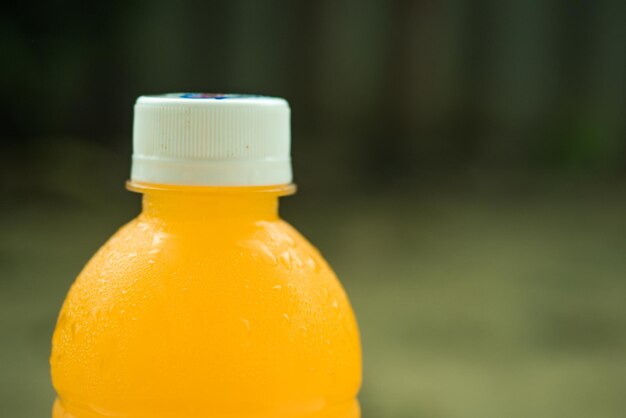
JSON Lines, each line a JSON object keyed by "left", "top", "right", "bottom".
{"left": 51, "top": 186, "right": 361, "bottom": 418}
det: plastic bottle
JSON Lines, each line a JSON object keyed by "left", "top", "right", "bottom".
{"left": 50, "top": 94, "right": 362, "bottom": 418}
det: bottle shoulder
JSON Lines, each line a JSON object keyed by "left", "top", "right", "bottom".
{"left": 76, "top": 215, "right": 335, "bottom": 284}
{"left": 54, "top": 216, "right": 362, "bottom": 405}
{"left": 96, "top": 215, "right": 319, "bottom": 254}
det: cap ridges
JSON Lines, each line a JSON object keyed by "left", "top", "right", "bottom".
{"left": 131, "top": 93, "right": 292, "bottom": 186}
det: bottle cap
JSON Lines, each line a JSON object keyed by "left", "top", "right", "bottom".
{"left": 131, "top": 93, "right": 292, "bottom": 186}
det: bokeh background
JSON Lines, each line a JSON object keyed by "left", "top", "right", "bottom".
{"left": 2, "top": 1, "right": 626, "bottom": 417}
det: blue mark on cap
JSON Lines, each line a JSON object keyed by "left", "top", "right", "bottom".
{"left": 180, "top": 93, "right": 225, "bottom": 99}
{"left": 179, "top": 93, "right": 265, "bottom": 100}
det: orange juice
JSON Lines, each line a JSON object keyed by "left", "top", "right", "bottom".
{"left": 50, "top": 94, "right": 362, "bottom": 417}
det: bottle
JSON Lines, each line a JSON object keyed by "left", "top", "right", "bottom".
{"left": 50, "top": 94, "right": 362, "bottom": 418}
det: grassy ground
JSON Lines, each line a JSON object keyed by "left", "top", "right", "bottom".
{"left": 2, "top": 175, "right": 626, "bottom": 417}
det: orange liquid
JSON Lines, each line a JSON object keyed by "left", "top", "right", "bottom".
{"left": 50, "top": 183, "right": 361, "bottom": 418}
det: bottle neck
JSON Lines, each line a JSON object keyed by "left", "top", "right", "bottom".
{"left": 129, "top": 182, "right": 295, "bottom": 223}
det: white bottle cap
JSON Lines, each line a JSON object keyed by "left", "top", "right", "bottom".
{"left": 131, "top": 93, "right": 292, "bottom": 186}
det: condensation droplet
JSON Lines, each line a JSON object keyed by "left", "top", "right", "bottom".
{"left": 283, "top": 234, "right": 295, "bottom": 246}
{"left": 306, "top": 257, "right": 317, "bottom": 271}
{"left": 246, "top": 240, "right": 278, "bottom": 265}
{"left": 240, "top": 318, "right": 250, "bottom": 334}
{"left": 151, "top": 232, "right": 165, "bottom": 246}
{"left": 291, "top": 251, "right": 303, "bottom": 268}
{"left": 279, "top": 251, "right": 292, "bottom": 269}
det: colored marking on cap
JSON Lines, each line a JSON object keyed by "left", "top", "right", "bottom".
{"left": 180, "top": 93, "right": 228, "bottom": 99}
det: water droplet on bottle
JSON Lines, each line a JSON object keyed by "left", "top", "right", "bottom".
{"left": 240, "top": 318, "right": 250, "bottom": 334}
{"left": 283, "top": 235, "right": 295, "bottom": 246}
{"left": 70, "top": 320, "right": 81, "bottom": 337}
{"left": 321, "top": 288, "right": 330, "bottom": 303}
{"left": 279, "top": 251, "right": 292, "bottom": 268}
{"left": 291, "top": 251, "right": 303, "bottom": 268}
{"left": 151, "top": 232, "right": 165, "bottom": 246}
{"left": 246, "top": 240, "right": 278, "bottom": 265}
{"left": 306, "top": 257, "right": 317, "bottom": 271}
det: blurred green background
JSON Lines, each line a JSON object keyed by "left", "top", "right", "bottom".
{"left": 2, "top": 1, "right": 626, "bottom": 417}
